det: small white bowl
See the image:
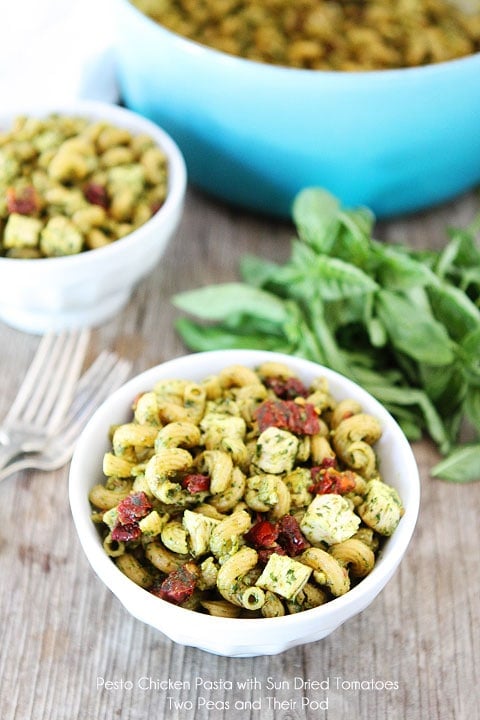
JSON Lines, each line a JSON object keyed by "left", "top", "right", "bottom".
{"left": 0, "top": 100, "right": 187, "bottom": 334}
{"left": 69, "top": 350, "right": 420, "bottom": 657}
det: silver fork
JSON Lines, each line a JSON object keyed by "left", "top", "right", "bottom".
{"left": 0, "top": 350, "right": 131, "bottom": 483}
{"left": 0, "top": 329, "right": 91, "bottom": 469}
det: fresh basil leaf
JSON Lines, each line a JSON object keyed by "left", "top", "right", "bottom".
{"left": 172, "top": 187, "right": 480, "bottom": 470}
{"left": 366, "top": 317, "right": 387, "bottom": 347}
{"left": 334, "top": 209, "right": 373, "bottom": 267}
{"left": 289, "top": 257, "right": 370, "bottom": 306}
{"left": 419, "top": 364, "right": 466, "bottom": 442}
{"left": 296, "top": 255, "right": 379, "bottom": 301}
{"left": 431, "top": 444, "right": 480, "bottom": 483}
{"left": 267, "top": 265, "right": 312, "bottom": 296}
{"left": 420, "top": 363, "right": 466, "bottom": 408}
{"left": 363, "top": 383, "right": 450, "bottom": 451}
{"left": 427, "top": 282, "right": 480, "bottom": 341}
{"left": 175, "top": 318, "right": 290, "bottom": 352}
{"left": 445, "top": 226, "right": 480, "bottom": 268}
{"left": 464, "top": 386, "right": 480, "bottom": 432}
{"left": 240, "top": 254, "right": 281, "bottom": 288}
{"left": 459, "top": 328, "right": 480, "bottom": 385}
{"left": 290, "top": 239, "right": 318, "bottom": 269}
{"left": 339, "top": 207, "right": 375, "bottom": 240}
{"left": 435, "top": 233, "right": 464, "bottom": 279}
{"left": 173, "top": 283, "right": 289, "bottom": 324}
{"left": 410, "top": 248, "right": 439, "bottom": 270}
{"left": 393, "top": 417, "right": 423, "bottom": 441}
{"left": 283, "top": 301, "right": 309, "bottom": 345}
{"left": 306, "top": 297, "right": 353, "bottom": 377}
{"left": 373, "top": 242, "right": 438, "bottom": 290}
{"left": 403, "top": 285, "right": 433, "bottom": 313}
{"left": 360, "top": 292, "right": 387, "bottom": 347}
{"left": 376, "top": 289, "right": 455, "bottom": 366}
{"left": 294, "top": 322, "right": 329, "bottom": 364}
{"left": 459, "top": 267, "right": 480, "bottom": 295}
{"left": 223, "top": 313, "right": 284, "bottom": 337}
{"left": 292, "top": 188, "right": 341, "bottom": 253}
{"left": 324, "top": 295, "right": 367, "bottom": 330}
{"left": 350, "top": 364, "right": 405, "bottom": 388}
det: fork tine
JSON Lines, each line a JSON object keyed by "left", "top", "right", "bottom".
{"left": 60, "top": 356, "right": 131, "bottom": 444}
{"left": 5, "top": 332, "right": 58, "bottom": 423}
{"left": 35, "top": 329, "right": 91, "bottom": 430}
{"left": 5, "top": 329, "right": 91, "bottom": 430}
{"left": 64, "top": 351, "right": 130, "bottom": 424}
{"left": 0, "top": 354, "right": 132, "bottom": 483}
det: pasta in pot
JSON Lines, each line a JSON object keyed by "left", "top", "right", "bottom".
{"left": 130, "top": 0, "right": 480, "bottom": 71}
{"left": 89, "top": 361, "right": 404, "bottom": 617}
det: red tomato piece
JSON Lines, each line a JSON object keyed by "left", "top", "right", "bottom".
{"left": 265, "top": 376, "right": 309, "bottom": 399}
{"left": 257, "top": 546, "right": 287, "bottom": 565}
{"left": 6, "top": 186, "right": 40, "bottom": 215}
{"left": 83, "top": 181, "right": 109, "bottom": 208}
{"left": 111, "top": 522, "right": 142, "bottom": 542}
{"left": 181, "top": 473, "right": 210, "bottom": 494}
{"left": 245, "top": 519, "right": 279, "bottom": 549}
{"left": 255, "top": 399, "right": 320, "bottom": 435}
{"left": 116, "top": 492, "right": 153, "bottom": 525}
{"left": 309, "top": 467, "right": 357, "bottom": 495}
{"left": 276, "top": 515, "right": 310, "bottom": 556}
{"left": 153, "top": 563, "right": 198, "bottom": 605}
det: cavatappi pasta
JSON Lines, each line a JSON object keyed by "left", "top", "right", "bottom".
{"left": 131, "top": 0, "right": 480, "bottom": 71}
{"left": 0, "top": 114, "right": 168, "bottom": 258}
{"left": 89, "top": 362, "right": 404, "bottom": 617}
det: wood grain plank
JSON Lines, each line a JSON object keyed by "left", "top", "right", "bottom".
{"left": 0, "top": 188, "right": 479, "bottom": 720}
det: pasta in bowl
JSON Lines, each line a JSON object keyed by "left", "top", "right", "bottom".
{"left": 69, "top": 350, "right": 420, "bottom": 656}
{"left": 0, "top": 100, "right": 186, "bottom": 333}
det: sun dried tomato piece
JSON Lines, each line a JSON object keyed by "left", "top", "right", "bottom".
{"left": 319, "top": 456, "right": 338, "bottom": 470}
{"left": 83, "top": 181, "right": 109, "bottom": 208}
{"left": 264, "top": 376, "right": 309, "bottom": 399}
{"left": 150, "top": 199, "right": 164, "bottom": 215}
{"left": 245, "top": 519, "right": 279, "bottom": 549}
{"left": 309, "top": 467, "right": 357, "bottom": 495}
{"left": 257, "top": 546, "right": 287, "bottom": 565}
{"left": 111, "top": 522, "right": 142, "bottom": 542}
{"left": 153, "top": 563, "right": 198, "bottom": 605}
{"left": 276, "top": 515, "right": 310, "bottom": 556}
{"left": 181, "top": 473, "right": 210, "bottom": 494}
{"left": 255, "top": 399, "right": 291, "bottom": 431}
{"left": 309, "top": 478, "right": 329, "bottom": 494}
{"left": 116, "top": 492, "right": 153, "bottom": 525}
{"left": 290, "top": 403, "right": 320, "bottom": 434}
{"left": 6, "top": 186, "right": 40, "bottom": 215}
{"left": 254, "top": 399, "right": 320, "bottom": 435}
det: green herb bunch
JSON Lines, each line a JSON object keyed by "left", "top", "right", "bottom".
{"left": 173, "top": 188, "right": 480, "bottom": 483}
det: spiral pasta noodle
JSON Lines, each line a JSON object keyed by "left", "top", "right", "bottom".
{"left": 89, "top": 361, "right": 404, "bottom": 617}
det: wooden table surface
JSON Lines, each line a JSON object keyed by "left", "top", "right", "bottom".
{"left": 1, "top": 187, "right": 479, "bottom": 720}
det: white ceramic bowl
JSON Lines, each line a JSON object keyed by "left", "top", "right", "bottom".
{"left": 0, "top": 100, "right": 187, "bottom": 334}
{"left": 69, "top": 350, "right": 420, "bottom": 657}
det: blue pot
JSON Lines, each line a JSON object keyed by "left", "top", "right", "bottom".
{"left": 112, "top": 0, "right": 480, "bottom": 218}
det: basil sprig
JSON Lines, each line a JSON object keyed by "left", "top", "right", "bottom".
{"left": 173, "top": 188, "right": 480, "bottom": 483}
